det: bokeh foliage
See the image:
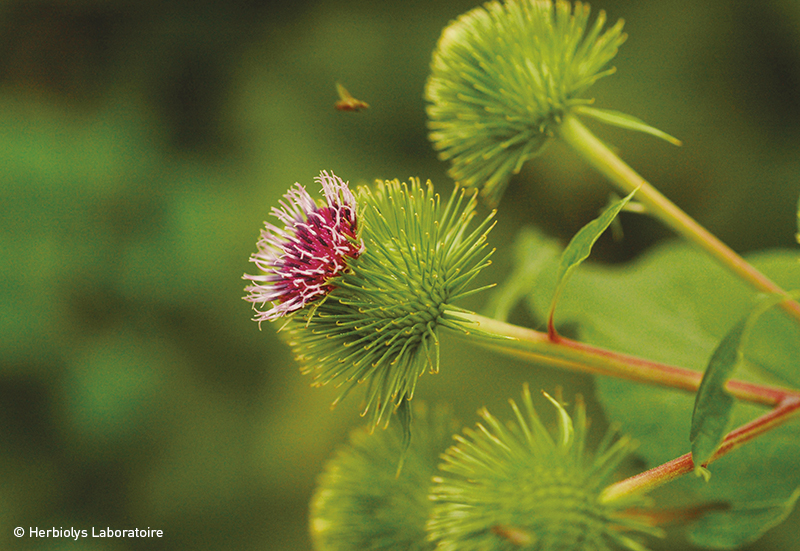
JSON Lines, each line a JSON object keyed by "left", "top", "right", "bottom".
{"left": 1, "top": 1, "right": 799, "bottom": 550}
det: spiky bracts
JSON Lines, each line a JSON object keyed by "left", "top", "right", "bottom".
{"left": 286, "top": 178, "right": 496, "bottom": 428}
{"left": 310, "top": 403, "right": 457, "bottom": 551}
{"left": 428, "top": 384, "right": 662, "bottom": 551}
{"left": 243, "top": 171, "right": 363, "bottom": 322}
{"left": 425, "top": 0, "right": 626, "bottom": 204}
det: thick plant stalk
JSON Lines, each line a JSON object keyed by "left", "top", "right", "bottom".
{"left": 557, "top": 115, "right": 800, "bottom": 325}
{"left": 461, "top": 312, "right": 799, "bottom": 407}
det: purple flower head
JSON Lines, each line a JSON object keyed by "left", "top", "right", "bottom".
{"left": 243, "top": 171, "right": 363, "bottom": 323}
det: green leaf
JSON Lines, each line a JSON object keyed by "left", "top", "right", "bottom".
{"left": 689, "top": 318, "right": 744, "bottom": 471}
{"left": 547, "top": 188, "right": 638, "bottom": 336}
{"left": 691, "top": 292, "right": 800, "bottom": 469}
{"left": 575, "top": 106, "right": 682, "bottom": 146}
{"left": 688, "top": 487, "right": 800, "bottom": 549}
{"left": 521, "top": 243, "right": 800, "bottom": 547}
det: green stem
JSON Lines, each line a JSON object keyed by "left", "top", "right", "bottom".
{"left": 459, "top": 312, "right": 798, "bottom": 407}
{"left": 557, "top": 115, "right": 800, "bottom": 325}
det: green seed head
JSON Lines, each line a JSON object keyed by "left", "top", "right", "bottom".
{"left": 425, "top": 0, "right": 626, "bottom": 204}
{"left": 285, "top": 178, "right": 496, "bottom": 429}
{"left": 428, "top": 384, "right": 662, "bottom": 550}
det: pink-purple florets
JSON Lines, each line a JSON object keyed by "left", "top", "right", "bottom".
{"left": 243, "top": 171, "right": 363, "bottom": 322}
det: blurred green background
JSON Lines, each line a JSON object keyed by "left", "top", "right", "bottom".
{"left": 2, "top": 0, "right": 799, "bottom": 549}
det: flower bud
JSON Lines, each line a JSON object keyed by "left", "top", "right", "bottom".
{"left": 428, "top": 384, "right": 662, "bottom": 550}
{"left": 310, "top": 403, "right": 458, "bottom": 551}
{"left": 290, "top": 178, "right": 495, "bottom": 428}
{"left": 425, "top": 0, "right": 626, "bottom": 204}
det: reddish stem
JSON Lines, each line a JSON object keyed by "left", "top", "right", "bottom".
{"left": 561, "top": 336, "right": 796, "bottom": 406}
{"left": 465, "top": 313, "right": 799, "bottom": 408}
{"left": 601, "top": 396, "right": 800, "bottom": 502}
{"left": 461, "top": 313, "right": 800, "bottom": 500}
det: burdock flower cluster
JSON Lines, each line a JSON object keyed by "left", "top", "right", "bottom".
{"left": 244, "top": 171, "right": 495, "bottom": 428}
{"left": 308, "top": 386, "right": 659, "bottom": 551}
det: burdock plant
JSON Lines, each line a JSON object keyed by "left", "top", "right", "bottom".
{"left": 243, "top": 0, "right": 800, "bottom": 549}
